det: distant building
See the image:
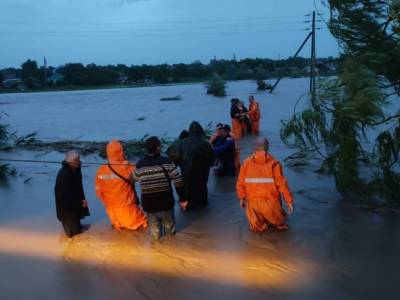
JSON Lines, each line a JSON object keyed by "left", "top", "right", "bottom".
{"left": 47, "top": 73, "right": 64, "bottom": 85}
{"left": 2, "top": 73, "right": 23, "bottom": 89}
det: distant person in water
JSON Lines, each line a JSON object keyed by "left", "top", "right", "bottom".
{"left": 236, "top": 137, "right": 294, "bottom": 233}
{"left": 231, "top": 98, "right": 243, "bottom": 140}
{"left": 55, "top": 150, "right": 90, "bottom": 238}
{"left": 248, "top": 95, "right": 261, "bottom": 135}
{"left": 209, "top": 123, "right": 224, "bottom": 146}
{"left": 95, "top": 140, "right": 147, "bottom": 231}
{"left": 212, "top": 124, "right": 236, "bottom": 177}
{"left": 168, "top": 121, "right": 214, "bottom": 210}
{"left": 238, "top": 100, "right": 252, "bottom": 133}
{"left": 133, "top": 136, "right": 187, "bottom": 240}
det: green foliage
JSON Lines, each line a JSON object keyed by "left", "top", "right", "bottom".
{"left": 205, "top": 74, "right": 227, "bottom": 97}
{"left": 282, "top": 0, "right": 400, "bottom": 207}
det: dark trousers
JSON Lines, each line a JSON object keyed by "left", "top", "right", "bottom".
{"left": 148, "top": 209, "right": 176, "bottom": 240}
{"left": 61, "top": 218, "right": 82, "bottom": 238}
{"left": 186, "top": 185, "right": 208, "bottom": 211}
{"left": 214, "top": 162, "right": 236, "bottom": 177}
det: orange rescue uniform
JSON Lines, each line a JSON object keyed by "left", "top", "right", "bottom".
{"left": 95, "top": 140, "right": 147, "bottom": 231}
{"left": 249, "top": 101, "right": 261, "bottom": 135}
{"left": 236, "top": 151, "right": 293, "bottom": 232}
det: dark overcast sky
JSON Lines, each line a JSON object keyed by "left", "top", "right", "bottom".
{"left": 0, "top": 0, "right": 338, "bottom": 67}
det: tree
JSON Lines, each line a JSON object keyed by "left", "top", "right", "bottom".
{"left": 281, "top": 0, "right": 400, "bottom": 207}
{"left": 21, "top": 59, "right": 39, "bottom": 88}
{"left": 205, "top": 74, "right": 227, "bottom": 97}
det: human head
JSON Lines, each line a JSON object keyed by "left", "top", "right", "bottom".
{"left": 216, "top": 123, "right": 223, "bottom": 135}
{"left": 249, "top": 95, "right": 254, "bottom": 103}
{"left": 255, "top": 137, "right": 269, "bottom": 152}
{"left": 188, "top": 121, "right": 204, "bottom": 136}
{"left": 221, "top": 124, "right": 231, "bottom": 137}
{"left": 231, "top": 98, "right": 239, "bottom": 105}
{"left": 179, "top": 130, "right": 189, "bottom": 140}
{"left": 145, "top": 136, "right": 161, "bottom": 155}
{"left": 65, "top": 150, "right": 80, "bottom": 169}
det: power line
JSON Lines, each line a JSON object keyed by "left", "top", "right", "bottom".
{"left": 0, "top": 15, "right": 307, "bottom": 26}
{"left": 0, "top": 158, "right": 128, "bottom": 167}
{"left": 0, "top": 28, "right": 328, "bottom": 38}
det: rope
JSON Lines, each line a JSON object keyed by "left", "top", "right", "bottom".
{"left": 0, "top": 158, "right": 133, "bottom": 166}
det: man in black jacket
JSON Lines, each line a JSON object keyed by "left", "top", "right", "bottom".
{"left": 134, "top": 137, "right": 187, "bottom": 240}
{"left": 168, "top": 121, "right": 215, "bottom": 211}
{"left": 55, "top": 151, "right": 90, "bottom": 238}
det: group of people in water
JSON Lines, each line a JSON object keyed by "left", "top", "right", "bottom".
{"left": 55, "top": 95, "right": 294, "bottom": 240}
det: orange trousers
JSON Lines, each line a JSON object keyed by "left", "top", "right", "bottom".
{"left": 105, "top": 204, "right": 147, "bottom": 232}
{"left": 245, "top": 198, "right": 286, "bottom": 232}
{"left": 251, "top": 120, "right": 260, "bottom": 135}
{"left": 231, "top": 118, "right": 243, "bottom": 140}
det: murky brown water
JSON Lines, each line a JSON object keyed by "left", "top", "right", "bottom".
{"left": 0, "top": 79, "right": 399, "bottom": 299}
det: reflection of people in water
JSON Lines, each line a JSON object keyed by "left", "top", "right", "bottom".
{"left": 55, "top": 150, "right": 90, "bottom": 238}
{"left": 236, "top": 137, "right": 294, "bottom": 233}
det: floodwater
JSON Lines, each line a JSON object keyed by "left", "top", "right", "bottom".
{"left": 0, "top": 79, "right": 399, "bottom": 300}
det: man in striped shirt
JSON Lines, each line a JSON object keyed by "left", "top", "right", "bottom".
{"left": 133, "top": 136, "right": 187, "bottom": 240}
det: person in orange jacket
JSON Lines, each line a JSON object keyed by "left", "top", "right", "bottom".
{"left": 248, "top": 95, "right": 261, "bottom": 135}
{"left": 236, "top": 137, "right": 294, "bottom": 232}
{"left": 95, "top": 140, "right": 147, "bottom": 231}
{"left": 231, "top": 98, "right": 244, "bottom": 140}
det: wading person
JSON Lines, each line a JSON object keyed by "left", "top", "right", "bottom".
{"left": 209, "top": 123, "right": 224, "bottom": 146}
{"left": 231, "top": 98, "right": 244, "bottom": 140}
{"left": 248, "top": 95, "right": 261, "bottom": 135}
{"left": 168, "top": 121, "right": 214, "bottom": 211}
{"left": 55, "top": 150, "right": 90, "bottom": 238}
{"left": 212, "top": 125, "right": 236, "bottom": 177}
{"left": 95, "top": 140, "right": 147, "bottom": 231}
{"left": 236, "top": 137, "right": 294, "bottom": 232}
{"left": 238, "top": 100, "right": 251, "bottom": 134}
{"left": 133, "top": 136, "right": 187, "bottom": 240}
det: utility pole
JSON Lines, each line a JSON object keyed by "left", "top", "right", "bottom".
{"left": 310, "top": 11, "right": 316, "bottom": 97}
{"left": 269, "top": 32, "right": 312, "bottom": 93}
{"left": 43, "top": 56, "right": 47, "bottom": 87}
{"left": 269, "top": 11, "right": 319, "bottom": 94}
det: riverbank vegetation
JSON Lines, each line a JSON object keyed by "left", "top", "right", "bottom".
{"left": 282, "top": 0, "right": 400, "bottom": 207}
{"left": 0, "top": 56, "right": 338, "bottom": 93}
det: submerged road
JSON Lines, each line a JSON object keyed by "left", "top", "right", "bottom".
{"left": 0, "top": 134, "right": 399, "bottom": 300}
{"left": 0, "top": 79, "right": 399, "bottom": 299}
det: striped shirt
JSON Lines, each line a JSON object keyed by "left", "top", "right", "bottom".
{"left": 133, "top": 155, "right": 185, "bottom": 213}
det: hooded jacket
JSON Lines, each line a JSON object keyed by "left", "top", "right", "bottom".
{"left": 168, "top": 122, "right": 214, "bottom": 188}
{"left": 237, "top": 151, "right": 293, "bottom": 204}
{"left": 95, "top": 140, "right": 147, "bottom": 231}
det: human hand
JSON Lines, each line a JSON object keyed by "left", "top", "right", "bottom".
{"left": 179, "top": 201, "right": 188, "bottom": 211}
{"left": 287, "top": 203, "right": 294, "bottom": 215}
{"left": 240, "top": 199, "right": 246, "bottom": 208}
{"left": 82, "top": 199, "right": 88, "bottom": 208}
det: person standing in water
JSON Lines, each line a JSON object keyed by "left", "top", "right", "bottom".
{"left": 134, "top": 136, "right": 187, "bottom": 240}
{"left": 236, "top": 137, "right": 294, "bottom": 233}
{"left": 95, "top": 140, "right": 147, "bottom": 231}
{"left": 55, "top": 150, "right": 90, "bottom": 238}
{"left": 168, "top": 121, "right": 214, "bottom": 211}
{"left": 248, "top": 95, "right": 261, "bottom": 135}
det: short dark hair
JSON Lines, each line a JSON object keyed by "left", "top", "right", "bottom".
{"left": 222, "top": 124, "right": 231, "bottom": 132}
{"left": 145, "top": 136, "right": 161, "bottom": 154}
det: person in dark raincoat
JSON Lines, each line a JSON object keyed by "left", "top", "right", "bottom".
{"left": 168, "top": 121, "right": 214, "bottom": 211}
{"left": 55, "top": 150, "right": 90, "bottom": 238}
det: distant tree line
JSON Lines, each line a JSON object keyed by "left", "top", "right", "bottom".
{"left": 0, "top": 56, "right": 338, "bottom": 91}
